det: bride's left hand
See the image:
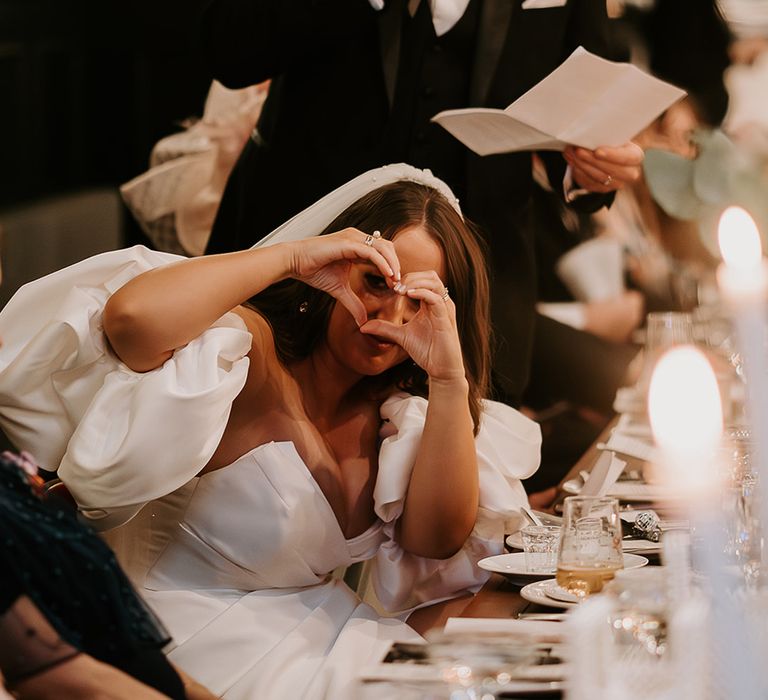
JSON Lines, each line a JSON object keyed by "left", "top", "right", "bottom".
{"left": 360, "top": 271, "right": 466, "bottom": 382}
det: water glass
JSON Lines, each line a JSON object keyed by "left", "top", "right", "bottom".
{"left": 521, "top": 525, "right": 561, "bottom": 573}
{"left": 557, "top": 496, "right": 623, "bottom": 598}
{"left": 636, "top": 311, "right": 695, "bottom": 395}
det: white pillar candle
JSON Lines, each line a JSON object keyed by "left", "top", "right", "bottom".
{"left": 716, "top": 206, "right": 768, "bottom": 570}
{"left": 648, "top": 345, "right": 760, "bottom": 698}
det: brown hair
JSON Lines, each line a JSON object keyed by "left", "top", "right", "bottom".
{"left": 246, "top": 181, "right": 492, "bottom": 432}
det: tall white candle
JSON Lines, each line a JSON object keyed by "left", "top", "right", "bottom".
{"left": 649, "top": 346, "right": 759, "bottom": 698}
{"left": 716, "top": 205, "right": 768, "bottom": 574}
{"left": 648, "top": 346, "right": 721, "bottom": 496}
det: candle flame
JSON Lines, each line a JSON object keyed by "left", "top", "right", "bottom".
{"left": 648, "top": 346, "right": 722, "bottom": 490}
{"left": 718, "top": 206, "right": 762, "bottom": 269}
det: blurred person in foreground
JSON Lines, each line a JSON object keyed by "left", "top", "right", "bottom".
{"left": 0, "top": 451, "right": 216, "bottom": 700}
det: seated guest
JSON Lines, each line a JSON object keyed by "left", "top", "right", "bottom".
{"left": 0, "top": 165, "right": 540, "bottom": 700}
{"left": 0, "top": 452, "right": 215, "bottom": 700}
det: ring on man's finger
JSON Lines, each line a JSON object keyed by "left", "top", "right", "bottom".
{"left": 363, "top": 234, "right": 375, "bottom": 247}
{"left": 441, "top": 287, "right": 450, "bottom": 302}
{"left": 603, "top": 174, "right": 613, "bottom": 187}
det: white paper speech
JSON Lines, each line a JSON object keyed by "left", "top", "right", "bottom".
{"left": 432, "top": 47, "right": 686, "bottom": 155}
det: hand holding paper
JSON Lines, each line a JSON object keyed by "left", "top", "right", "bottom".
{"left": 432, "top": 47, "right": 686, "bottom": 156}
{"left": 564, "top": 142, "right": 645, "bottom": 193}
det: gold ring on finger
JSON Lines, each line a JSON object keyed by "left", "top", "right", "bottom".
{"left": 364, "top": 234, "right": 375, "bottom": 247}
{"left": 442, "top": 287, "right": 450, "bottom": 302}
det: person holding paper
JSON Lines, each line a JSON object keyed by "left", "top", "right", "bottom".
{"left": 196, "top": 0, "right": 644, "bottom": 405}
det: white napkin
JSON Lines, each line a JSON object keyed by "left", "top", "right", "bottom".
{"left": 444, "top": 617, "right": 563, "bottom": 642}
{"left": 580, "top": 450, "right": 626, "bottom": 497}
{"left": 555, "top": 237, "right": 624, "bottom": 302}
{"left": 368, "top": 0, "right": 471, "bottom": 36}
{"left": 522, "top": 0, "right": 568, "bottom": 8}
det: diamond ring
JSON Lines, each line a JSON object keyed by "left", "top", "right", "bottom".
{"left": 441, "top": 287, "right": 450, "bottom": 302}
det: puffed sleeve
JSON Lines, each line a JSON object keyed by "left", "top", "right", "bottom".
{"left": 369, "top": 392, "right": 541, "bottom": 614}
{"left": 0, "top": 246, "right": 252, "bottom": 529}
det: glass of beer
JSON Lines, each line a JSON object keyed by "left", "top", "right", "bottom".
{"left": 557, "top": 496, "right": 623, "bottom": 599}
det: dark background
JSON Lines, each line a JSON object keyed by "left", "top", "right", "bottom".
{"left": 0, "top": 0, "right": 211, "bottom": 211}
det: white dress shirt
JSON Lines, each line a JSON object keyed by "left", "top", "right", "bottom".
{"left": 368, "top": 0, "right": 472, "bottom": 36}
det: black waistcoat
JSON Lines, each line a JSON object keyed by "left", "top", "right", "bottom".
{"left": 387, "top": 0, "right": 481, "bottom": 201}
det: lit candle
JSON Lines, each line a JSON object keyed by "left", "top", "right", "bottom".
{"left": 648, "top": 345, "right": 722, "bottom": 499}
{"left": 717, "top": 206, "right": 768, "bottom": 301}
{"left": 648, "top": 345, "right": 760, "bottom": 698}
{"left": 716, "top": 205, "right": 768, "bottom": 569}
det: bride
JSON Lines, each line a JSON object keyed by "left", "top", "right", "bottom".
{"left": 0, "top": 165, "right": 540, "bottom": 699}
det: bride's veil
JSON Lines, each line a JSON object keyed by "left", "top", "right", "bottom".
{"left": 251, "top": 163, "right": 462, "bottom": 249}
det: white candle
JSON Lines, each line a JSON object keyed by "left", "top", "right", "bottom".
{"left": 648, "top": 345, "right": 722, "bottom": 497}
{"left": 648, "top": 346, "right": 759, "bottom": 698}
{"left": 716, "top": 205, "right": 768, "bottom": 573}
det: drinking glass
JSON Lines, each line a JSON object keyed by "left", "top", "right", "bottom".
{"left": 521, "top": 525, "right": 561, "bottom": 573}
{"left": 601, "top": 568, "right": 675, "bottom": 698}
{"left": 636, "top": 311, "right": 695, "bottom": 396}
{"left": 557, "top": 496, "right": 623, "bottom": 598}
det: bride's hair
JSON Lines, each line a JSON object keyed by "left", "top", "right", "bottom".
{"left": 246, "top": 181, "right": 491, "bottom": 432}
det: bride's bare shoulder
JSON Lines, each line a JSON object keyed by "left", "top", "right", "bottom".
{"left": 230, "top": 304, "right": 285, "bottom": 390}
{"left": 232, "top": 304, "right": 274, "bottom": 341}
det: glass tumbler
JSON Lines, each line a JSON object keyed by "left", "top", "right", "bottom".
{"left": 636, "top": 311, "right": 695, "bottom": 395}
{"left": 521, "top": 525, "right": 562, "bottom": 573}
{"left": 557, "top": 496, "right": 623, "bottom": 599}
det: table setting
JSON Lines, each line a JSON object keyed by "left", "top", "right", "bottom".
{"left": 358, "top": 205, "right": 768, "bottom": 699}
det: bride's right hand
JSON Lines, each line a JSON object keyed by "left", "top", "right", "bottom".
{"left": 284, "top": 228, "right": 401, "bottom": 326}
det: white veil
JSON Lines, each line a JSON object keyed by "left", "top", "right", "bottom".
{"left": 251, "top": 163, "right": 462, "bottom": 249}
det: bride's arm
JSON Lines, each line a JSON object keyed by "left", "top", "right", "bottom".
{"left": 360, "top": 273, "right": 479, "bottom": 560}
{"left": 103, "top": 246, "right": 294, "bottom": 373}
{"left": 104, "top": 230, "right": 400, "bottom": 373}
{"left": 401, "top": 377, "right": 478, "bottom": 559}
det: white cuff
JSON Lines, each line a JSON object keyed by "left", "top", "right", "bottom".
{"left": 563, "top": 165, "right": 591, "bottom": 203}
{"left": 536, "top": 301, "right": 587, "bottom": 331}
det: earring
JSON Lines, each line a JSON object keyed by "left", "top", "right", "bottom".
{"left": 298, "top": 301, "right": 309, "bottom": 314}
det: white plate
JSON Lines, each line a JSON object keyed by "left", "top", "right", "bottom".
{"left": 479, "top": 552, "right": 649, "bottom": 580}
{"left": 477, "top": 552, "right": 558, "bottom": 582}
{"left": 519, "top": 580, "right": 580, "bottom": 609}
{"left": 506, "top": 532, "right": 660, "bottom": 555}
{"left": 518, "top": 555, "right": 649, "bottom": 609}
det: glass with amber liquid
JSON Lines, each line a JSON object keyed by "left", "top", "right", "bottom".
{"left": 556, "top": 496, "right": 623, "bottom": 599}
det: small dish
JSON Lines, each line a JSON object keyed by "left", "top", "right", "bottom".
{"left": 519, "top": 579, "right": 579, "bottom": 609}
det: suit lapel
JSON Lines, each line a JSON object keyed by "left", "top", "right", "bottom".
{"left": 469, "top": 0, "right": 514, "bottom": 105}
{"left": 378, "top": 0, "right": 404, "bottom": 109}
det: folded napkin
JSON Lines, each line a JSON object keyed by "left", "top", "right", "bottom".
{"left": 555, "top": 237, "right": 624, "bottom": 302}
{"left": 444, "top": 617, "right": 563, "bottom": 642}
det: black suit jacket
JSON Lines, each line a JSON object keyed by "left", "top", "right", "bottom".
{"left": 197, "top": 0, "right": 615, "bottom": 403}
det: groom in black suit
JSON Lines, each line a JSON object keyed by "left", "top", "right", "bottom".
{"left": 197, "top": 0, "right": 643, "bottom": 404}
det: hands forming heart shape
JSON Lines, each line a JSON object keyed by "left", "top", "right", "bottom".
{"left": 285, "top": 228, "right": 466, "bottom": 382}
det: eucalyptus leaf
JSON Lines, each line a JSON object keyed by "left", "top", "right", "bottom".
{"left": 644, "top": 149, "right": 701, "bottom": 220}
{"left": 693, "top": 131, "right": 739, "bottom": 204}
